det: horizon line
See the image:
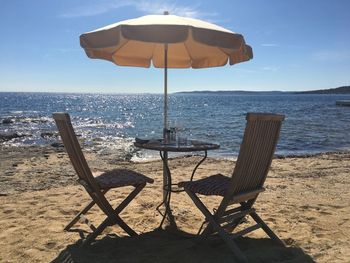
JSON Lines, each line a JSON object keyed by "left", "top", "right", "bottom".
{"left": 1, "top": 85, "right": 349, "bottom": 95}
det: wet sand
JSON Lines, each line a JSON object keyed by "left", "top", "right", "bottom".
{"left": 0, "top": 145, "right": 349, "bottom": 262}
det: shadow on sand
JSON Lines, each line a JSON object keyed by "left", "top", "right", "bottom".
{"left": 51, "top": 229, "right": 314, "bottom": 263}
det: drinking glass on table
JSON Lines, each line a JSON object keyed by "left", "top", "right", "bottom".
{"left": 170, "top": 120, "right": 186, "bottom": 146}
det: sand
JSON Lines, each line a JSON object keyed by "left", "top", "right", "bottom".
{"left": 0, "top": 145, "right": 349, "bottom": 262}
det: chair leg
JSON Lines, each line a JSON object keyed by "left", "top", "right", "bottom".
{"left": 201, "top": 221, "right": 215, "bottom": 237}
{"left": 113, "top": 215, "right": 138, "bottom": 236}
{"left": 221, "top": 201, "right": 254, "bottom": 234}
{"left": 83, "top": 213, "right": 137, "bottom": 246}
{"left": 114, "top": 183, "right": 146, "bottom": 215}
{"left": 250, "top": 211, "right": 285, "bottom": 247}
{"left": 83, "top": 217, "right": 111, "bottom": 246}
{"left": 64, "top": 199, "right": 96, "bottom": 231}
{"left": 185, "top": 189, "right": 248, "bottom": 263}
{"left": 64, "top": 189, "right": 109, "bottom": 231}
{"left": 83, "top": 183, "right": 146, "bottom": 246}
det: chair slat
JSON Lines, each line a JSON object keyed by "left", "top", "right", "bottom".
{"left": 219, "top": 208, "right": 255, "bottom": 224}
{"left": 225, "top": 113, "right": 283, "bottom": 202}
{"left": 229, "top": 224, "right": 261, "bottom": 239}
{"left": 230, "top": 188, "right": 265, "bottom": 204}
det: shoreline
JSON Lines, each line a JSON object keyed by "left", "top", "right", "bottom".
{"left": 2, "top": 142, "right": 350, "bottom": 159}
{"left": 2, "top": 144, "right": 350, "bottom": 194}
{"left": 1, "top": 145, "right": 350, "bottom": 262}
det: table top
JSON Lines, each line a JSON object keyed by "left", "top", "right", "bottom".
{"left": 134, "top": 138, "right": 220, "bottom": 152}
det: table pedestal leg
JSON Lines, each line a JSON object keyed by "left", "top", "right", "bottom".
{"left": 162, "top": 151, "right": 168, "bottom": 201}
{"left": 157, "top": 151, "right": 177, "bottom": 229}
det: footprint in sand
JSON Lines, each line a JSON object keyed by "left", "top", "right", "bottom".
{"left": 327, "top": 204, "right": 346, "bottom": 209}
{"left": 45, "top": 242, "right": 56, "bottom": 249}
{"left": 306, "top": 216, "right": 316, "bottom": 221}
{"left": 2, "top": 209, "right": 14, "bottom": 214}
{"left": 265, "top": 217, "right": 277, "bottom": 223}
{"left": 315, "top": 233, "right": 325, "bottom": 238}
{"left": 319, "top": 210, "right": 332, "bottom": 215}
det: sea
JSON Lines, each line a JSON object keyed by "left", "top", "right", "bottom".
{"left": 1, "top": 92, "right": 350, "bottom": 161}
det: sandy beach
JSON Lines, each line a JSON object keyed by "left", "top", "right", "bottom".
{"left": 0, "top": 145, "right": 349, "bottom": 262}
{"left": 2, "top": 0, "right": 350, "bottom": 262}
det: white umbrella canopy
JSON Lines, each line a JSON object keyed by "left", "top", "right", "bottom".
{"left": 80, "top": 14, "right": 252, "bottom": 68}
{"left": 80, "top": 12, "right": 253, "bottom": 131}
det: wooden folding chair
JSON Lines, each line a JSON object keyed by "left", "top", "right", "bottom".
{"left": 179, "top": 113, "right": 285, "bottom": 262}
{"left": 53, "top": 113, "right": 154, "bottom": 246}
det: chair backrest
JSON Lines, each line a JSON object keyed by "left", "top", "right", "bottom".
{"left": 225, "top": 113, "right": 284, "bottom": 202}
{"left": 52, "top": 112, "right": 100, "bottom": 193}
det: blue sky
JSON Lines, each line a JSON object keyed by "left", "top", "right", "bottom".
{"left": 0, "top": 0, "right": 349, "bottom": 93}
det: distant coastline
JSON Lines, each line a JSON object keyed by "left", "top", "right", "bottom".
{"left": 175, "top": 85, "right": 350, "bottom": 95}
{"left": 1, "top": 86, "right": 350, "bottom": 96}
{"left": 294, "top": 86, "right": 350, "bottom": 94}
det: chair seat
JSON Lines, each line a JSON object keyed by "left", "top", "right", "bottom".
{"left": 179, "top": 174, "right": 231, "bottom": 196}
{"left": 94, "top": 169, "right": 154, "bottom": 189}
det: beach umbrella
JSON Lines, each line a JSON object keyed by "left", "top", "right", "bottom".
{"left": 80, "top": 12, "right": 253, "bottom": 133}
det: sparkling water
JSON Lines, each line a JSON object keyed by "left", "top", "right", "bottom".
{"left": 1, "top": 92, "right": 350, "bottom": 160}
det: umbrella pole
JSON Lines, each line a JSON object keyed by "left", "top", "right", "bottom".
{"left": 164, "top": 43, "right": 168, "bottom": 132}
{"left": 161, "top": 43, "right": 176, "bottom": 228}
{"left": 163, "top": 43, "right": 169, "bottom": 203}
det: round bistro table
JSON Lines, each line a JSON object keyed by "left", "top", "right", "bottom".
{"left": 134, "top": 138, "right": 220, "bottom": 230}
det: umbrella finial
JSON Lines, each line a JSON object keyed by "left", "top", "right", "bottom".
{"left": 163, "top": 11, "right": 169, "bottom": 15}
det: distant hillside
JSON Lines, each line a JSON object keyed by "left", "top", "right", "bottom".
{"left": 175, "top": 90, "right": 287, "bottom": 95}
{"left": 175, "top": 86, "right": 350, "bottom": 95}
{"left": 295, "top": 86, "right": 350, "bottom": 94}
